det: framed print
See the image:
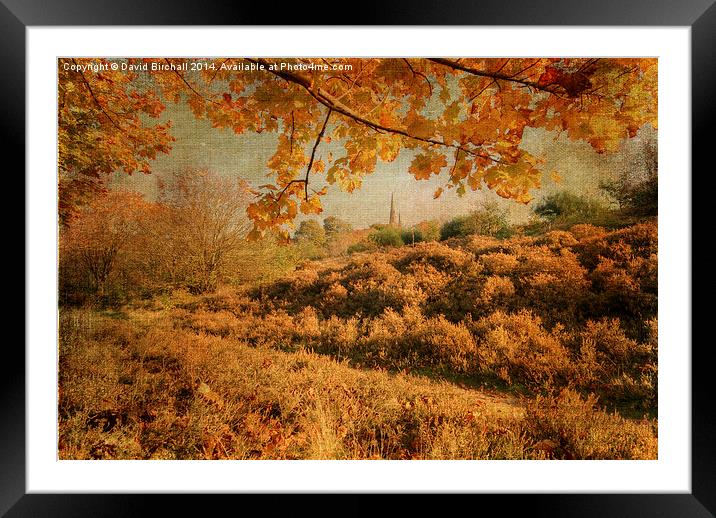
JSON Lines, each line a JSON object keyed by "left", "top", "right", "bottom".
{"left": 10, "top": 0, "right": 712, "bottom": 515}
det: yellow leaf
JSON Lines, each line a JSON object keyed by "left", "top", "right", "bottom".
{"left": 312, "top": 160, "right": 325, "bottom": 173}
{"left": 300, "top": 196, "right": 323, "bottom": 215}
{"left": 409, "top": 151, "right": 447, "bottom": 181}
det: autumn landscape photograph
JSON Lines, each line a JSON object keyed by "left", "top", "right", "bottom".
{"left": 58, "top": 57, "right": 658, "bottom": 460}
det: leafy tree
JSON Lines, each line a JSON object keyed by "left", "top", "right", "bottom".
{"left": 58, "top": 59, "right": 174, "bottom": 225}
{"left": 59, "top": 58, "right": 657, "bottom": 236}
{"left": 402, "top": 220, "right": 441, "bottom": 244}
{"left": 441, "top": 201, "right": 512, "bottom": 240}
{"left": 295, "top": 219, "right": 327, "bottom": 245}
{"left": 323, "top": 216, "right": 353, "bottom": 238}
{"left": 533, "top": 191, "right": 606, "bottom": 224}
{"left": 369, "top": 226, "right": 404, "bottom": 247}
{"left": 293, "top": 219, "right": 327, "bottom": 260}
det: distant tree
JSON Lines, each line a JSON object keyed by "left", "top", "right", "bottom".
{"left": 600, "top": 139, "right": 657, "bottom": 217}
{"left": 323, "top": 216, "right": 353, "bottom": 238}
{"left": 402, "top": 220, "right": 441, "bottom": 244}
{"left": 295, "top": 219, "right": 327, "bottom": 246}
{"left": 416, "top": 220, "right": 442, "bottom": 242}
{"left": 294, "top": 219, "right": 327, "bottom": 260}
{"left": 59, "top": 190, "right": 149, "bottom": 302}
{"left": 533, "top": 191, "right": 606, "bottom": 224}
{"left": 370, "top": 226, "right": 404, "bottom": 247}
{"left": 441, "top": 201, "right": 512, "bottom": 240}
{"left": 159, "top": 168, "right": 252, "bottom": 293}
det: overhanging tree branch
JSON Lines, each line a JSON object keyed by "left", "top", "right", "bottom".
{"left": 402, "top": 58, "right": 433, "bottom": 96}
{"left": 164, "top": 58, "right": 222, "bottom": 106}
{"left": 72, "top": 58, "right": 128, "bottom": 136}
{"left": 428, "top": 58, "right": 558, "bottom": 94}
{"left": 245, "top": 58, "right": 501, "bottom": 164}
{"left": 273, "top": 108, "right": 333, "bottom": 209}
{"left": 303, "top": 108, "right": 333, "bottom": 201}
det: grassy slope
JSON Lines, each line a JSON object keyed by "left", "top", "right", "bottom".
{"left": 59, "top": 220, "right": 658, "bottom": 460}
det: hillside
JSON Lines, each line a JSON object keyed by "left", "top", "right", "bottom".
{"left": 58, "top": 220, "right": 658, "bottom": 460}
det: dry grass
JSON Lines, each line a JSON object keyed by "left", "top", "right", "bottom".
{"left": 59, "top": 308, "right": 656, "bottom": 460}
{"left": 59, "top": 220, "right": 658, "bottom": 460}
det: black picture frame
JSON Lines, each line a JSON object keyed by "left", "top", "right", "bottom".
{"left": 8, "top": 1, "right": 711, "bottom": 515}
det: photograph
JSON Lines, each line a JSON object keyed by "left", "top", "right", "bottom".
{"left": 56, "top": 56, "right": 660, "bottom": 461}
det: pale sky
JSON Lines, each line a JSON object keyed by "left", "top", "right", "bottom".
{"left": 110, "top": 93, "right": 656, "bottom": 229}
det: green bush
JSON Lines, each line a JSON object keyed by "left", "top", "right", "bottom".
{"left": 294, "top": 219, "right": 326, "bottom": 246}
{"left": 401, "top": 227, "right": 427, "bottom": 245}
{"left": 533, "top": 191, "right": 607, "bottom": 225}
{"left": 401, "top": 220, "right": 441, "bottom": 245}
{"left": 370, "top": 226, "right": 404, "bottom": 247}
{"left": 440, "top": 202, "right": 512, "bottom": 240}
{"left": 347, "top": 240, "right": 377, "bottom": 254}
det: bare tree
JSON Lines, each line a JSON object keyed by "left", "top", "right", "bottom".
{"left": 601, "top": 136, "right": 658, "bottom": 217}
{"left": 158, "top": 168, "right": 253, "bottom": 292}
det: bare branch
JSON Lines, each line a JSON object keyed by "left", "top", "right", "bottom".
{"left": 72, "top": 58, "right": 127, "bottom": 135}
{"left": 303, "top": 108, "right": 333, "bottom": 201}
{"left": 164, "top": 58, "right": 222, "bottom": 106}
{"left": 273, "top": 108, "right": 333, "bottom": 208}
{"left": 289, "top": 111, "right": 295, "bottom": 154}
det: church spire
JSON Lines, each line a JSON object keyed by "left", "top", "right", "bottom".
{"left": 389, "top": 192, "right": 397, "bottom": 225}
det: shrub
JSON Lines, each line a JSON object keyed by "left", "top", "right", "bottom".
{"left": 515, "top": 247, "right": 591, "bottom": 320}
{"left": 369, "top": 226, "right": 404, "bottom": 248}
{"left": 480, "top": 276, "right": 516, "bottom": 306}
{"left": 391, "top": 242, "right": 473, "bottom": 273}
{"left": 363, "top": 306, "right": 478, "bottom": 373}
{"left": 440, "top": 201, "right": 512, "bottom": 240}
{"left": 347, "top": 240, "right": 378, "bottom": 255}
{"left": 575, "top": 319, "right": 656, "bottom": 410}
{"left": 336, "top": 258, "right": 427, "bottom": 317}
{"left": 464, "top": 235, "right": 505, "bottom": 255}
{"left": 533, "top": 191, "right": 608, "bottom": 225}
{"left": 424, "top": 262, "right": 486, "bottom": 321}
{"left": 480, "top": 252, "right": 519, "bottom": 275}
{"left": 533, "top": 230, "right": 579, "bottom": 249}
{"left": 569, "top": 224, "right": 608, "bottom": 241}
{"left": 524, "top": 389, "right": 657, "bottom": 459}
{"left": 470, "top": 310, "right": 574, "bottom": 391}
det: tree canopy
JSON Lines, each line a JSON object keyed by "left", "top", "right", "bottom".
{"left": 58, "top": 57, "right": 657, "bottom": 234}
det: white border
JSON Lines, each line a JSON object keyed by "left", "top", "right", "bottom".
{"left": 27, "top": 27, "right": 691, "bottom": 493}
